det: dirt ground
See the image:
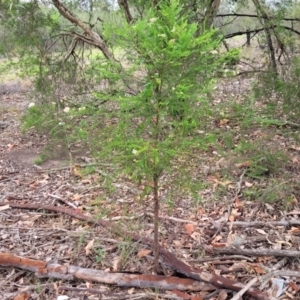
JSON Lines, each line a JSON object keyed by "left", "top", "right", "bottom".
{"left": 1, "top": 78, "right": 300, "bottom": 300}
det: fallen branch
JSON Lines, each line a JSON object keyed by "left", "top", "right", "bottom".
{"left": 203, "top": 245, "right": 300, "bottom": 258}
{"left": 189, "top": 255, "right": 254, "bottom": 263}
{"left": 216, "top": 220, "right": 300, "bottom": 227}
{"left": 3, "top": 202, "right": 270, "bottom": 300}
{"left": 231, "top": 277, "right": 258, "bottom": 300}
{"left": 0, "top": 253, "right": 214, "bottom": 292}
{"left": 59, "top": 286, "right": 186, "bottom": 299}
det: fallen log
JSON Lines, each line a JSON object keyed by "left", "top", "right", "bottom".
{"left": 0, "top": 253, "right": 215, "bottom": 292}
{"left": 3, "top": 202, "right": 271, "bottom": 300}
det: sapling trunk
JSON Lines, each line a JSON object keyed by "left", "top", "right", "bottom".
{"left": 153, "top": 173, "right": 160, "bottom": 273}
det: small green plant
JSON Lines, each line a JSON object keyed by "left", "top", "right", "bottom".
{"left": 246, "top": 151, "right": 287, "bottom": 179}
{"left": 96, "top": 0, "right": 238, "bottom": 272}
{"left": 35, "top": 282, "right": 41, "bottom": 293}
{"left": 34, "top": 154, "right": 47, "bottom": 165}
{"left": 95, "top": 247, "right": 106, "bottom": 263}
{"left": 117, "top": 240, "right": 139, "bottom": 270}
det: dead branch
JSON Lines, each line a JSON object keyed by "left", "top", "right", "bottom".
{"left": 0, "top": 253, "right": 214, "bottom": 292}
{"left": 203, "top": 245, "right": 300, "bottom": 258}
{"left": 259, "top": 258, "right": 288, "bottom": 290}
{"left": 51, "top": 0, "right": 114, "bottom": 61}
{"left": 223, "top": 220, "right": 300, "bottom": 227}
{"left": 3, "top": 202, "right": 270, "bottom": 300}
{"left": 189, "top": 255, "right": 254, "bottom": 263}
{"left": 231, "top": 278, "right": 258, "bottom": 300}
{"left": 60, "top": 286, "right": 184, "bottom": 300}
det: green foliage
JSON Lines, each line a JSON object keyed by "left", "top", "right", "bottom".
{"left": 234, "top": 140, "right": 287, "bottom": 179}
{"left": 94, "top": 247, "right": 106, "bottom": 263}
{"left": 99, "top": 0, "right": 238, "bottom": 183}
{"left": 34, "top": 154, "right": 47, "bottom": 165}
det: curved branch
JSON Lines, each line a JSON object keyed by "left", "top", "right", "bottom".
{"left": 51, "top": 0, "right": 114, "bottom": 61}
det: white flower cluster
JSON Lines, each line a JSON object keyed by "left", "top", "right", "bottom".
{"left": 28, "top": 102, "right": 35, "bottom": 108}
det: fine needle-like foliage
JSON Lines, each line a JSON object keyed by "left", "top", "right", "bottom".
{"left": 95, "top": 0, "right": 238, "bottom": 272}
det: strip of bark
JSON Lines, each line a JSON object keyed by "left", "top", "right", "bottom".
{"left": 0, "top": 253, "right": 214, "bottom": 292}
{"left": 4, "top": 202, "right": 270, "bottom": 300}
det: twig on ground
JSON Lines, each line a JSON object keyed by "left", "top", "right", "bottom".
{"left": 271, "top": 257, "right": 288, "bottom": 271}
{"left": 146, "top": 212, "right": 198, "bottom": 225}
{"left": 104, "top": 213, "right": 144, "bottom": 221}
{"left": 36, "top": 166, "right": 71, "bottom": 173}
{"left": 48, "top": 194, "right": 77, "bottom": 209}
{"left": 259, "top": 258, "right": 290, "bottom": 290}
{"left": 203, "top": 244, "right": 300, "bottom": 258}
{"left": 59, "top": 286, "right": 184, "bottom": 299}
{"left": 286, "top": 211, "right": 300, "bottom": 215}
{"left": 189, "top": 255, "right": 254, "bottom": 263}
{"left": 230, "top": 277, "right": 258, "bottom": 300}
{"left": 213, "top": 220, "right": 300, "bottom": 227}
{"left": 208, "top": 220, "right": 227, "bottom": 243}
{"left": 236, "top": 169, "right": 247, "bottom": 195}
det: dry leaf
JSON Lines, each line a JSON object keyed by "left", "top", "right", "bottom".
{"left": 173, "top": 240, "right": 182, "bottom": 246}
{"left": 86, "top": 282, "right": 92, "bottom": 289}
{"left": 7, "top": 144, "right": 17, "bottom": 151}
{"left": 235, "top": 161, "right": 252, "bottom": 168}
{"left": 85, "top": 239, "right": 94, "bottom": 255}
{"left": 292, "top": 157, "right": 300, "bottom": 164}
{"left": 128, "top": 288, "right": 135, "bottom": 294}
{"left": 288, "top": 227, "right": 300, "bottom": 235}
{"left": 217, "top": 290, "right": 228, "bottom": 300}
{"left": 197, "top": 207, "right": 205, "bottom": 215}
{"left": 72, "top": 194, "right": 82, "bottom": 201}
{"left": 234, "top": 197, "right": 244, "bottom": 209}
{"left": 289, "top": 281, "right": 299, "bottom": 292}
{"left": 219, "top": 118, "right": 230, "bottom": 125}
{"left": 289, "top": 145, "right": 300, "bottom": 151}
{"left": 211, "top": 235, "right": 222, "bottom": 243}
{"left": 71, "top": 167, "right": 82, "bottom": 177}
{"left": 191, "top": 231, "right": 201, "bottom": 241}
{"left": 245, "top": 181, "right": 253, "bottom": 187}
{"left": 211, "top": 242, "right": 227, "bottom": 248}
{"left": 13, "top": 293, "right": 29, "bottom": 300}
{"left": 81, "top": 179, "right": 92, "bottom": 184}
{"left": 112, "top": 256, "right": 121, "bottom": 271}
{"left": 228, "top": 215, "right": 235, "bottom": 222}
{"left": 255, "top": 229, "right": 267, "bottom": 235}
{"left": 185, "top": 223, "right": 195, "bottom": 235}
{"left": 137, "top": 249, "right": 151, "bottom": 258}
{"left": 254, "top": 265, "right": 266, "bottom": 274}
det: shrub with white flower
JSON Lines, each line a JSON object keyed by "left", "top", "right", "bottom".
{"left": 28, "top": 102, "right": 35, "bottom": 108}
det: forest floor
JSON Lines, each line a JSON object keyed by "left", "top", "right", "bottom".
{"left": 1, "top": 75, "right": 300, "bottom": 300}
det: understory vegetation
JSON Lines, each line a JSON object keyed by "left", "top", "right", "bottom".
{"left": 2, "top": 0, "right": 300, "bottom": 274}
